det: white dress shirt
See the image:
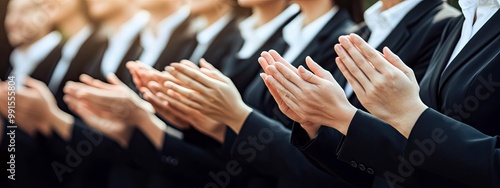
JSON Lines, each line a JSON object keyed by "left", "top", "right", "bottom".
{"left": 237, "top": 4, "right": 300, "bottom": 59}
{"left": 344, "top": 0, "right": 422, "bottom": 98}
{"left": 282, "top": 6, "right": 339, "bottom": 63}
{"left": 9, "top": 31, "right": 62, "bottom": 88}
{"left": 101, "top": 11, "right": 150, "bottom": 75}
{"left": 48, "top": 26, "right": 92, "bottom": 93}
{"left": 445, "top": 0, "right": 500, "bottom": 69}
{"left": 139, "top": 6, "right": 190, "bottom": 67}
{"left": 189, "top": 14, "right": 232, "bottom": 63}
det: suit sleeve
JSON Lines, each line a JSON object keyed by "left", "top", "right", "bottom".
{"left": 290, "top": 124, "right": 374, "bottom": 187}
{"left": 404, "top": 108, "right": 500, "bottom": 188}
{"left": 227, "top": 111, "right": 353, "bottom": 187}
{"left": 127, "top": 128, "right": 228, "bottom": 186}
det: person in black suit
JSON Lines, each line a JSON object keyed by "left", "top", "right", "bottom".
{"left": 345, "top": 0, "right": 460, "bottom": 109}
{"left": 220, "top": 0, "right": 299, "bottom": 94}
{"left": 0, "top": 0, "right": 64, "bottom": 186}
{"left": 181, "top": 0, "right": 245, "bottom": 69}
{"left": 149, "top": 0, "right": 368, "bottom": 187}
{"left": 258, "top": 0, "right": 500, "bottom": 185}
{"left": 84, "top": 0, "right": 149, "bottom": 82}
{"left": 0, "top": 0, "right": 12, "bottom": 80}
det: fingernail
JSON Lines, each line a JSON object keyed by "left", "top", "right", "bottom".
{"left": 298, "top": 66, "right": 306, "bottom": 73}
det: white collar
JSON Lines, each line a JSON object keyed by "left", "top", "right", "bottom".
{"left": 10, "top": 31, "right": 62, "bottom": 67}
{"left": 142, "top": 6, "right": 190, "bottom": 40}
{"left": 283, "top": 6, "right": 338, "bottom": 48}
{"left": 364, "top": 0, "right": 422, "bottom": 31}
{"left": 62, "top": 26, "right": 92, "bottom": 60}
{"left": 459, "top": 0, "right": 500, "bottom": 10}
{"left": 239, "top": 4, "right": 300, "bottom": 43}
{"left": 109, "top": 11, "right": 150, "bottom": 42}
{"left": 196, "top": 14, "right": 232, "bottom": 45}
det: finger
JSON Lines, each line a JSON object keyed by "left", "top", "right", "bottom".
{"left": 269, "top": 50, "right": 298, "bottom": 74}
{"left": 349, "top": 34, "right": 391, "bottom": 73}
{"left": 147, "top": 81, "right": 169, "bottom": 95}
{"left": 164, "top": 81, "right": 204, "bottom": 109}
{"left": 266, "top": 65, "right": 301, "bottom": 96}
{"left": 383, "top": 47, "right": 417, "bottom": 83}
{"left": 199, "top": 59, "right": 227, "bottom": 82}
{"left": 338, "top": 36, "right": 380, "bottom": 80}
{"left": 106, "top": 73, "right": 126, "bottom": 86}
{"left": 304, "top": 56, "right": 335, "bottom": 82}
{"left": 258, "top": 57, "right": 272, "bottom": 75}
{"left": 273, "top": 62, "right": 304, "bottom": 88}
{"left": 143, "top": 90, "right": 190, "bottom": 129}
{"left": 264, "top": 76, "right": 302, "bottom": 115}
{"left": 335, "top": 44, "right": 372, "bottom": 89}
{"left": 24, "top": 77, "right": 57, "bottom": 102}
{"left": 168, "top": 63, "right": 218, "bottom": 89}
{"left": 157, "top": 92, "right": 195, "bottom": 117}
{"left": 80, "top": 74, "right": 110, "bottom": 89}
{"left": 180, "top": 59, "right": 200, "bottom": 69}
{"left": 336, "top": 57, "right": 366, "bottom": 95}
{"left": 261, "top": 73, "right": 285, "bottom": 107}
{"left": 165, "top": 65, "right": 210, "bottom": 93}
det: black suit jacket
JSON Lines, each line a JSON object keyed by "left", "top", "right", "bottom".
{"left": 221, "top": 13, "right": 298, "bottom": 94}
{"left": 420, "top": 11, "right": 500, "bottom": 136}
{"left": 243, "top": 8, "right": 355, "bottom": 128}
{"left": 153, "top": 17, "right": 196, "bottom": 70}
{"left": 55, "top": 31, "right": 107, "bottom": 114}
{"left": 349, "top": 0, "right": 460, "bottom": 109}
{"left": 180, "top": 15, "right": 243, "bottom": 70}
{"left": 222, "top": 9, "right": 359, "bottom": 188}
{"left": 85, "top": 33, "right": 142, "bottom": 83}
{"left": 0, "top": 39, "right": 64, "bottom": 188}
{"left": 295, "top": 9, "right": 500, "bottom": 188}
{"left": 0, "top": 0, "right": 11, "bottom": 81}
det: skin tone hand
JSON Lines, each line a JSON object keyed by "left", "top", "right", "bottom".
{"left": 0, "top": 77, "right": 73, "bottom": 140}
{"left": 164, "top": 59, "right": 253, "bottom": 134}
{"left": 259, "top": 51, "right": 357, "bottom": 136}
{"left": 127, "top": 61, "right": 179, "bottom": 90}
{"left": 258, "top": 50, "right": 321, "bottom": 138}
{"left": 141, "top": 82, "right": 226, "bottom": 143}
{"left": 335, "top": 34, "right": 428, "bottom": 138}
{"left": 64, "top": 74, "right": 169, "bottom": 149}
{"left": 64, "top": 95, "right": 133, "bottom": 148}
{"left": 64, "top": 74, "right": 154, "bottom": 124}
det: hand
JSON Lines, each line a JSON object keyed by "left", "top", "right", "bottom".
{"left": 63, "top": 74, "right": 153, "bottom": 126}
{"left": 164, "top": 59, "right": 253, "bottom": 133}
{"left": 127, "top": 61, "right": 179, "bottom": 90}
{"left": 261, "top": 51, "right": 357, "bottom": 135}
{"left": 0, "top": 78, "right": 73, "bottom": 139}
{"left": 335, "top": 34, "right": 428, "bottom": 138}
{"left": 258, "top": 51, "right": 321, "bottom": 138}
{"left": 65, "top": 95, "right": 133, "bottom": 147}
{"left": 142, "top": 83, "right": 226, "bottom": 143}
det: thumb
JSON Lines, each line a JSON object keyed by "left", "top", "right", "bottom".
{"left": 199, "top": 58, "right": 226, "bottom": 82}
{"left": 383, "top": 47, "right": 416, "bottom": 82}
{"left": 24, "top": 77, "right": 51, "bottom": 94}
{"left": 107, "top": 73, "right": 126, "bottom": 86}
{"left": 305, "top": 56, "right": 335, "bottom": 82}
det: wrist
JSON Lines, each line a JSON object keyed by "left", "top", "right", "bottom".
{"left": 225, "top": 103, "right": 253, "bottom": 134}
{"left": 49, "top": 109, "right": 74, "bottom": 141}
{"left": 328, "top": 105, "right": 357, "bottom": 135}
{"left": 301, "top": 123, "right": 321, "bottom": 139}
{"left": 389, "top": 101, "right": 428, "bottom": 138}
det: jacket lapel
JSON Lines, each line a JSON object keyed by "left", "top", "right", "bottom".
{"left": 154, "top": 18, "right": 195, "bottom": 70}
{"left": 439, "top": 10, "right": 500, "bottom": 89}
{"left": 30, "top": 42, "right": 64, "bottom": 85}
{"left": 419, "top": 17, "right": 463, "bottom": 109}
{"left": 377, "top": 0, "right": 442, "bottom": 52}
